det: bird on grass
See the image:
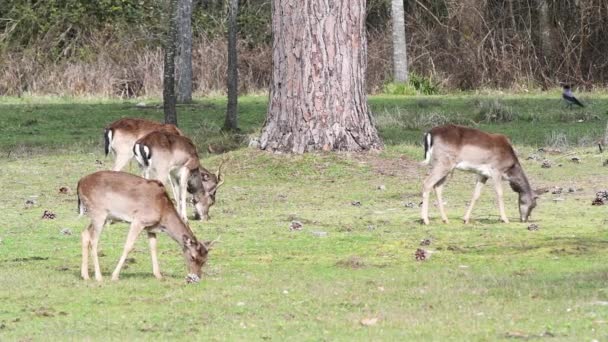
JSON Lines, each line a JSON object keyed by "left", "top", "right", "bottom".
{"left": 562, "top": 84, "right": 584, "bottom": 108}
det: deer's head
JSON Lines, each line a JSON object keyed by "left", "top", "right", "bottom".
{"left": 188, "top": 162, "right": 225, "bottom": 221}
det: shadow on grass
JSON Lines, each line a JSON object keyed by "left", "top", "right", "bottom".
{"left": 0, "top": 99, "right": 266, "bottom": 156}
{"left": 445, "top": 234, "right": 608, "bottom": 256}
{"left": 72, "top": 271, "right": 187, "bottom": 281}
{"left": 370, "top": 95, "right": 608, "bottom": 147}
{"left": 1, "top": 96, "right": 607, "bottom": 156}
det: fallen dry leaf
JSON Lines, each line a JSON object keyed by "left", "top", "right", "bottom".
{"left": 504, "top": 331, "right": 528, "bottom": 339}
{"left": 360, "top": 317, "right": 379, "bottom": 326}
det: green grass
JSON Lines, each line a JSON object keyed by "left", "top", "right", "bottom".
{"left": 1, "top": 94, "right": 608, "bottom": 340}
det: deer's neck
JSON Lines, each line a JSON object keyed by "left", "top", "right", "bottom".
{"left": 160, "top": 209, "right": 196, "bottom": 244}
{"left": 507, "top": 162, "right": 533, "bottom": 198}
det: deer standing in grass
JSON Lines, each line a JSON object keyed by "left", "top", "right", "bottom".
{"left": 77, "top": 171, "right": 214, "bottom": 281}
{"left": 104, "top": 118, "right": 183, "bottom": 172}
{"left": 421, "top": 125, "right": 537, "bottom": 225}
{"left": 133, "top": 131, "right": 224, "bottom": 222}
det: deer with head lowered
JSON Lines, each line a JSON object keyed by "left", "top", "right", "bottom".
{"left": 77, "top": 171, "right": 216, "bottom": 281}
{"left": 421, "top": 124, "right": 537, "bottom": 225}
{"left": 133, "top": 131, "right": 224, "bottom": 222}
{"left": 104, "top": 118, "right": 183, "bottom": 172}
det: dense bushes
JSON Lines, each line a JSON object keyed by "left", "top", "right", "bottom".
{"left": 1, "top": 0, "right": 607, "bottom": 97}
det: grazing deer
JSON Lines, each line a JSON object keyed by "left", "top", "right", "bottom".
{"left": 421, "top": 124, "right": 537, "bottom": 224}
{"left": 104, "top": 118, "right": 183, "bottom": 172}
{"left": 77, "top": 171, "right": 215, "bottom": 281}
{"left": 133, "top": 131, "right": 224, "bottom": 222}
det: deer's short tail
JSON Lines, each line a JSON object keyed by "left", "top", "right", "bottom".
{"left": 104, "top": 128, "right": 113, "bottom": 156}
{"left": 77, "top": 193, "right": 85, "bottom": 216}
{"left": 422, "top": 132, "right": 433, "bottom": 164}
{"left": 133, "top": 143, "right": 151, "bottom": 167}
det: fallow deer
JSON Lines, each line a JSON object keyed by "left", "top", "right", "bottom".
{"left": 104, "top": 118, "right": 183, "bottom": 172}
{"left": 77, "top": 171, "right": 215, "bottom": 281}
{"left": 133, "top": 131, "right": 224, "bottom": 222}
{"left": 421, "top": 124, "right": 537, "bottom": 225}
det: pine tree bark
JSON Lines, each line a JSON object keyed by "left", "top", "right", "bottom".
{"left": 260, "top": 0, "right": 382, "bottom": 153}
{"left": 392, "top": 0, "right": 408, "bottom": 83}
{"left": 223, "top": 0, "right": 239, "bottom": 131}
{"left": 164, "top": 0, "right": 178, "bottom": 125}
{"left": 176, "top": 0, "right": 193, "bottom": 104}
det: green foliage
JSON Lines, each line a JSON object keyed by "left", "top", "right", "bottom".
{"left": 473, "top": 99, "right": 516, "bottom": 123}
{"left": 382, "top": 82, "right": 418, "bottom": 96}
{"left": 0, "top": 0, "right": 164, "bottom": 58}
{"left": 236, "top": 1, "right": 272, "bottom": 47}
{"left": 369, "top": 94, "right": 608, "bottom": 146}
{"left": 408, "top": 73, "right": 440, "bottom": 95}
{"left": 382, "top": 74, "right": 440, "bottom": 96}
{"left": 366, "top": 0, "right": 390, "bottom": 32}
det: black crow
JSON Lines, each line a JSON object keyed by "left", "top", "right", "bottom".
{"left": 562, "top": 85, "right": 584, "bottom": 108}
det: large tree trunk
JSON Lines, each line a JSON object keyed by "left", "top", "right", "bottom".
{"left": 223, "top": 0, "right": 239, "bottom": 131}
{"left": 391, "top": 0, "right": 408, "bottom": 83}
{"left": 260, "top": 0, "right": 382, "bottom": 153}
{"left": 163, "top": 0, "right": 178, "bottom": 125}
{"left": 176, "top": 0, "right": 193, "bottom": 104}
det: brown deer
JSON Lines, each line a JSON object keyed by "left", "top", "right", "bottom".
{"left": 104, "top": 118, "right": 183, "bottom": 172}
{"left": 77, "top": 171, "right": 215, "bottom": 281}
{"left": 421, "top": 124, "right": 537, "bottom": 225}
{"left": 133, "top": 131, "right": 224, "bottom": 222}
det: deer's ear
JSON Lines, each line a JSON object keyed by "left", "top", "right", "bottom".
{"left": 202, "top": 240, "right": 215, "bottom": 251}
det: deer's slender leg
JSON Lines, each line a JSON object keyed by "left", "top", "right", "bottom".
{"left": 463, "top": 175, "right": 488, "bottom": 224}
{"left": 89, "top": 216, "right": 106, "bottom": 281}
{"left": 111, "top": 221, "right": 144, "bottom": 281}
{"left": 178, "top": 167, "right": 190, "bottom": 222}
{"left": 434, "top": 176, "right": 449, "bottom": 223}
{"left": 421, "top": 164, "right": 452, "bottom": 225}
{"left": 112, "top": 151, "right": 132, "bottom": 172}
{"left": 148, "top": 232, "right": 162, "bottom": 279}
{"left": 492, "top": 173, "right": 509, "bottom": 223}
{"left": 165, "top": 171, "right": 180, "bottom": 205}
{"left": 81, "top": 224, "right": 92, "bottom": 280}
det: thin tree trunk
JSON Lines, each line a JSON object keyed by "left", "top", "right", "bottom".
{"left": 260, "top": 0, "right": 382, "bottom": 153}
{"left": 392, "top": 0, "right": 408, "bottom": 83}
{"left": 224, "top": 0, "right": 239, "bottom": 131}
{"left": 176, "top": 0, "right": 193, "bottom": 104}
{"left": 164, "top": 0, "right": 178, "bottom": 125}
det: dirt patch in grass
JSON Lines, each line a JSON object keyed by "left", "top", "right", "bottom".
{"left": 352, "top": 152, "right": 422, "bottom": 178}
{"left": 336, "top": 256, "right": 366, "bottom": 269}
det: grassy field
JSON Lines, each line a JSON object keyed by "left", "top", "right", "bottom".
{"left": 1, "top": 94, "right": 608, "bottom": 340}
